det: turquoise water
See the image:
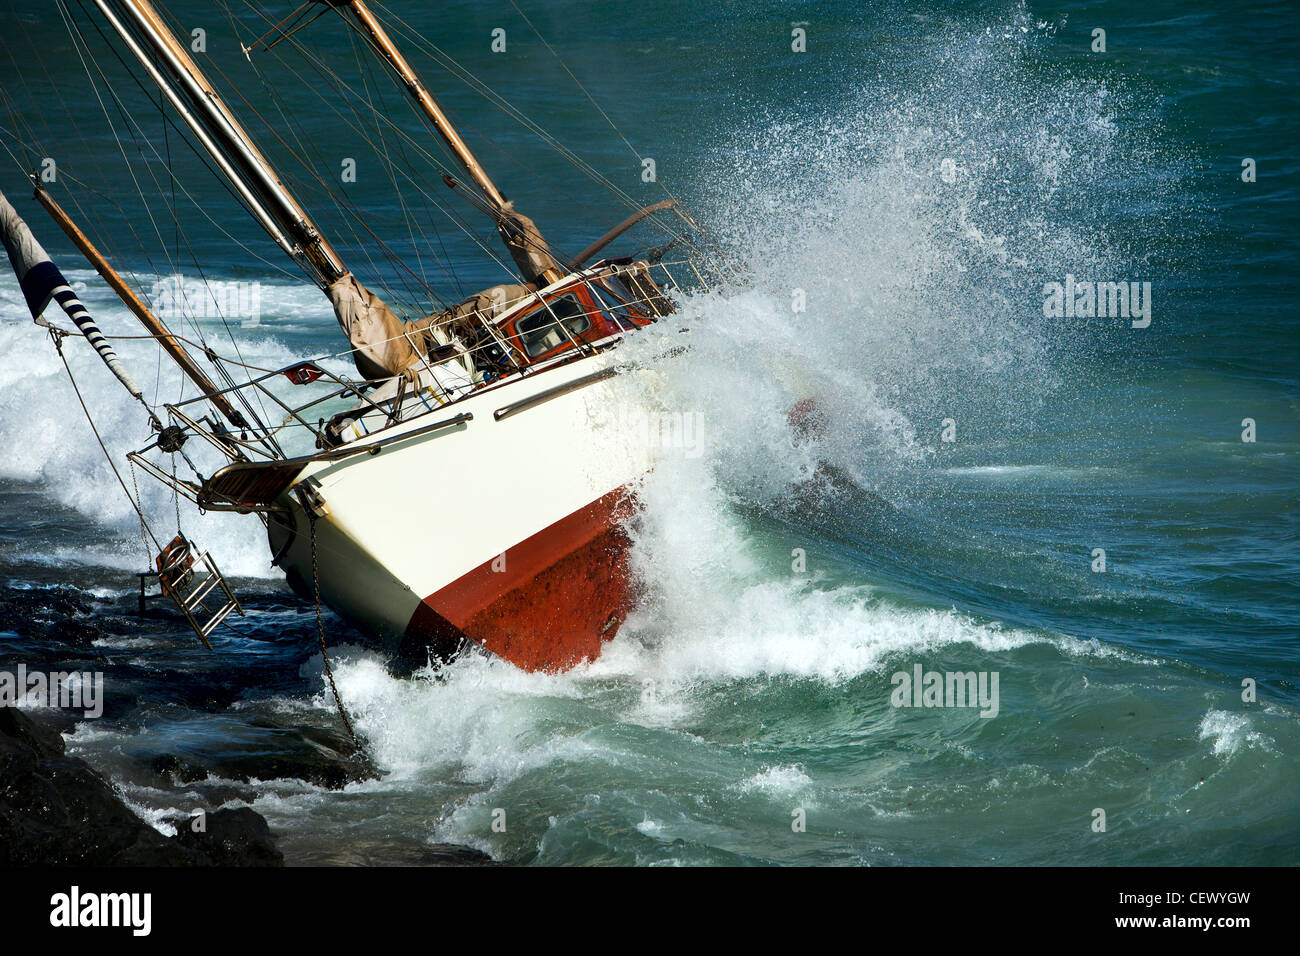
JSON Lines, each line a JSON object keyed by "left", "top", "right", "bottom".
{"left": 0, "top": 0, "right": 1295, "bottom": 864}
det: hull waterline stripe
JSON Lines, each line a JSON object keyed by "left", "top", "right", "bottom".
{"left": 405, "top": 487, "right": 635, "bottom": 672}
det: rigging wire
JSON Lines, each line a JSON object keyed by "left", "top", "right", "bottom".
{"left": 212, "top": 0, "right": 511, "bottom": 314}
{"left": 370, "top": 1, "right": 694, "bottom": 245}
{"left": 350, "top": 22, "right": 434, "bottom": 300}
{"left": 63, "top": 0, "right": 286, "bottom": 440}
{"left": 50, "top": 328, "right": 163, "bottom": 555}
{"left": 504, "top": 0, "right": 677, "bottom": 204}
{"left": 224, "top": 0, "right": 530, "bottom": 288}
{"left": 232, "top": 0, "right": 701, "bottom": 283}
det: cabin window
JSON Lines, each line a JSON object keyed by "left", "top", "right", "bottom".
{"left": 516, "top": 294, "right": 591, "bottom": 357}
{"left": 588, "top": 283, "right": 641, "bottom": 331}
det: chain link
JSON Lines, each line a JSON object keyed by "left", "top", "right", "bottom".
{"left": 309, "top": 512, "right": 359, "bottom": 748}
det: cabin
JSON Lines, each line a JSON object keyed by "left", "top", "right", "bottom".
{"left": 492, "top": 261, "right": 669, "bottom": 369}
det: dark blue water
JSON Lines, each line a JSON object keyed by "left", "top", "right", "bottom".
{"left": 0, "top": 0, "right": 1295, "bottom": 864}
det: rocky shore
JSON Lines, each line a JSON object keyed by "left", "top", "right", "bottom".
{"left": 0, "top": 706, "right": 283, "bottom": 866}
{"left": 0, "top": 577, "right": 497, "bottom": 867}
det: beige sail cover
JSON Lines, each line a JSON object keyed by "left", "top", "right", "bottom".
{"left": 327, "top": 273, "right": 424, "bottom": 380}
{"left": 402, "top": 283, "right": 532, "bottom": 356}
{"left": 329, "top": 273, "right": 537, "bottom": 381}
{"left": 496, "top": 202, "right": 559, "bottom": 283}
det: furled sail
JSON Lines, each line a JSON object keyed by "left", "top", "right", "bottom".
{"left": 329, "top": 275, "right": 531, "bottom": 382}
{"left": 326, "top": 273, "right": 423, "bottom": 381}
{"left": 0, "top": 188, "right": 144, "bottom": 401}
{"left": 496, "top": 202, "right": 560, "bottom": 284}
{"left": 402, "top": 284, "right": 532, "bottom": 360}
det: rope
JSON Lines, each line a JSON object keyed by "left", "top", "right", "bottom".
{"left": 57, "top": 325, "right": 257, "bottom": 644}
{"left": 52, "top": 328, "right": 163, "bottom": 554}
{"left": 171, "top": 456, "right": 183, "bottom": 536}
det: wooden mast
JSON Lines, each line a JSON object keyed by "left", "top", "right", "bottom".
{"left": 96, "top": 0, "right": 347, "bottom": 289}
{"left": 344, "top": 1, "right": 505, "bottom": 208}
{"left": 33, "top": 185, "right": 250, "bottom": 430}
{"left": 92, "top": 0, "right": 442, "bottom": 385}
{"left": 339, "top": 0, "right": 563, "bottom": 285}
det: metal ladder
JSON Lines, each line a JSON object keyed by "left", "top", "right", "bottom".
{"left": 155, "top": 536, "right": 244, "bottom": 649}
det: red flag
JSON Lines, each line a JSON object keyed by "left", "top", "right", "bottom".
{"left": 281, "top": 362, "right": 325, "bottom": 385}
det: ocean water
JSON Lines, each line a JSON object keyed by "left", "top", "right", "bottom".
{"left": 0, "top": 0, "right": 1296, "bottom": 865}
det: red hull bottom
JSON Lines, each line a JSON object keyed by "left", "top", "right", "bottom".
{"left": 403, "top": 489, "right": 636, "bottom": 672}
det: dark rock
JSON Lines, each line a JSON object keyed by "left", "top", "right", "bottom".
{"left": 172, "top": 750, "right": 369, "bottom": 790}
{"left": 0, "top": 706, "right": 66, "bottom": 759}
{"left": 150, "top": 752, "right": 210, "bottom": 784}
{"left": 45, "top": 618, "right": 102, "bottom": 647}
{"left": 172, "top": 807, "right": 283, "bottom": 867}
{"left": 0, "top": 709, "right": 198, "bottom": 866}
{"left": 0, "top": 587, "right": 96, "bottom": 642}
{"left": 0, "top": 708, "right": 282, "bottom": 867}
{"left": 148, "top": 719, "right": 379, "bottom": 790}
{"left": 414, "top": 843, "right": 500, "bottom": 866}
{"left": 11, "top": 586, "right": 93, "bottom": 620}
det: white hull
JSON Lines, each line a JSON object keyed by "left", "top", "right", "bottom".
{"left": 267, "top": 349, "right": 654, "bottom": 670}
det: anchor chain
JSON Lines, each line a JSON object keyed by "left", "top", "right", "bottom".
{"left": 308, "top": 511, "right": 360, "bottom": 750}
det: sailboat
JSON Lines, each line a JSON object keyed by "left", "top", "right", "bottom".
{"left": 1, "top": 0, "right": 725, "bottom": 673}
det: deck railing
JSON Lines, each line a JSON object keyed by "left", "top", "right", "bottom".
{"left": 129, "top": 257, "right": 718, "bottom": 489}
